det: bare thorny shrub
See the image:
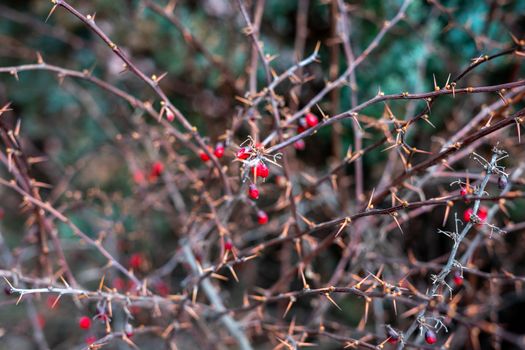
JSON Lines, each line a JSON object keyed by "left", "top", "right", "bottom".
{"left": 0, "top": 0, "right": 524, "bottom": 349}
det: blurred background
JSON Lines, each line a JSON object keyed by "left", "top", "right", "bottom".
{"left": 0, "top": 0, "right": 525, "bottom": 349}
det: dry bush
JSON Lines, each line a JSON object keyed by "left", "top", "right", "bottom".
{"left": 0, "top": 0, "right": 525, "bottom": 349}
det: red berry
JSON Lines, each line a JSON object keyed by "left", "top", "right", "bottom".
{"left": 252, "top": 162, "right": 269, "bottom": 178}
{"left": 248, "top": 184, "right": 259, "bottom": 200}
{"left": 200, "top": 151, "right": 210, "bottom": 162}
{"left": 463, "top": 208, "right": 473, "bottom": 222}
{"left": 166, "top": 108, "right": 175, "bottom": 122}
{"left": 305, "top": 112, "right": 319, "bottom": 127}
{"left": 4, "top": 286, "right": 13, "bottom": 295}
{"left": 459, "top": 187, "right": 468, "bottom": 198}
{"left": 478, "top": 206, "right": 488, "bottom": 221}
{"left": 85, "top": 336, "right": 97, "bottom": 346}
{"left": 155, "top": 280, "right": 169, "bottom": 297}
{"left": 224, "top": 239, "right": 233, "bottom": 251}
{"left": 129, "top": 253, "right": 143, "bottom": 270}
{"left": 257, "top": 210, "right": 268, "bottom": 225}
{"left": 294, "top": 140, "right": 305, "bottom": 151}
{"left": 425, "top": 329, "right": 437, "bottom": 344}
{"left": 150, "top": 161, "right": 164, "bottom": 177}
{"left": 79, "top": 316, "right": 91, "bottom": 330}
{"left": 236, "top": 147, "right": 251, "bottom": 160}
{"left": 214, "top": 143, "right": 225, "bottom": 158}
{"left": 453, "top": 271, "right": 463, "bottom": 286}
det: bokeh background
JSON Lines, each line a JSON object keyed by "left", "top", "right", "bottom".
{"left": 0, "top": 0, "right": 525, "bottom": 349}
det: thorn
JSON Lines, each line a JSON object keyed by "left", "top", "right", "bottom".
{"left": 313, "top": 41, "right": 321, "bottom": 56}
{"left": 366, "top": 188, "right": 375, "bottom": 210}
{"left": 51, "top": 294, "right": 62, "bottom": 308}
{"left": 298, "top": 213, "right": 315, "bottom": 228}
{"left": 393, "top": 299, "right": 398, "bottom": 315}
{"left": 391, "top": 213, "right": 404, "bottom": 235}
{"left": 3, "top": 277, "right": 14, "bottom": 289}
{"left": 288, "top": 316, "right": 296, "bottom": 335}
{"left": 227, "top": 265, "right": 239, "bottom": 282}
{"left": 14, "top": 119, "right": 21, "bottom": 137}
{"left": 516, "top": 118, "right": 522, "bottom": 143}
{"left": 192, "top": 286, "right": 198, "bottom": 304}
{"left": 282, "top": 297, "right": 295, "bottom": 318}
{"left": 357, "top": 298, "right": 369, "bottom": 330}
{"left": 315, "top": 103, "right": 329, "bottom": 121}
{"left": 444, "top": 73, "right": 451, "bottom": 89}
{"left": 234, "top": 96, "right": 254, "bottom": 106}
{"left": 442, "top": 201, "right": 452, "bottom": 227}
{"left": 324, "top": 293, "right": 342, "bottom": 311}
{"left": 335, "top": 217, "right": 351, "bottom": 237}
{"left": 45, "top": 4, "right": 58, "bottom": 23}
{"left": 211, "top": 273, "right": 229, "bottom": 281}
{"left": 421, "top": 114, "right": 436, "bottom": 128}
{"left": 36, "top": 52, "right": 44, "bottom": 64}
{"left": 509, "top": 32, "right": 521, "bottom": 46}
{"left": 10, "top": 70, "right": 19, "bottom": 81}
{"left": 59, "top": 275, "right": 70, "bottom": 289}
{"left": 299, "top": 264, "right": 309, "bottom": 289}
{"left": 98, "top": 274, "right": 105, "bottom": 291}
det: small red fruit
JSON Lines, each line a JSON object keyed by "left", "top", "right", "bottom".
{"left": 129, "top": 253, "right": 143, "bottom": 270}
{"left": 424, "top": 329, "right": 437, "bottom": 344}
{"left": 463, "top": 208, "right": 473, "bottom": 222}
{"left": 214, "top": 142, "right": 225, "bottom": 158}
{"left": 294, "top": 140, "right": 305, "bottom": 151}
{"left": 478, "top": 206, "right": 488, "bottom": 221}
{"left": 252, "top": 162, "right": 269, "bottom": 178}
{"left": 453, "top": 271, "right": 463, "bottom": 286}
{"left": 248, "top": 184, "right": 259, "bottom": 200}
{"left": 236, "top": 147, "right": 251, "bottom": 160}
{"left": 4, "top": 286, "right": 13, "bottom": 295}
{"left": 200, "top": 151, "right": 210, "bottom": 162}
{"left": 79, "top": 316, "right": 91, "bottom": 330}
{"left": 85, "top": 336, "right": 97, "bottom": 346}
{"left": 224, "top": 239, "right": 233, "bottom": 251}
{"left": 459, "top": 187, "right": 468, "bottom": 198}
{"left": 166, "top": 108, "right": 175, "bottom": 122}
{"left": 257, "top": 210, "right": 268, "bottom": 225}
{"left": 305, "top": 112, "right": 319, "bottom": 127}
{"left": 150, "top": 161, "right": 164, "bottom": 177}
{"left": 155, "top": 280, "right": 169, "bottom": 297}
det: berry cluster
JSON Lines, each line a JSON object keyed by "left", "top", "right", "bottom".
{"left": 294, "top": 112, "right": 319, "bottom": 150}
